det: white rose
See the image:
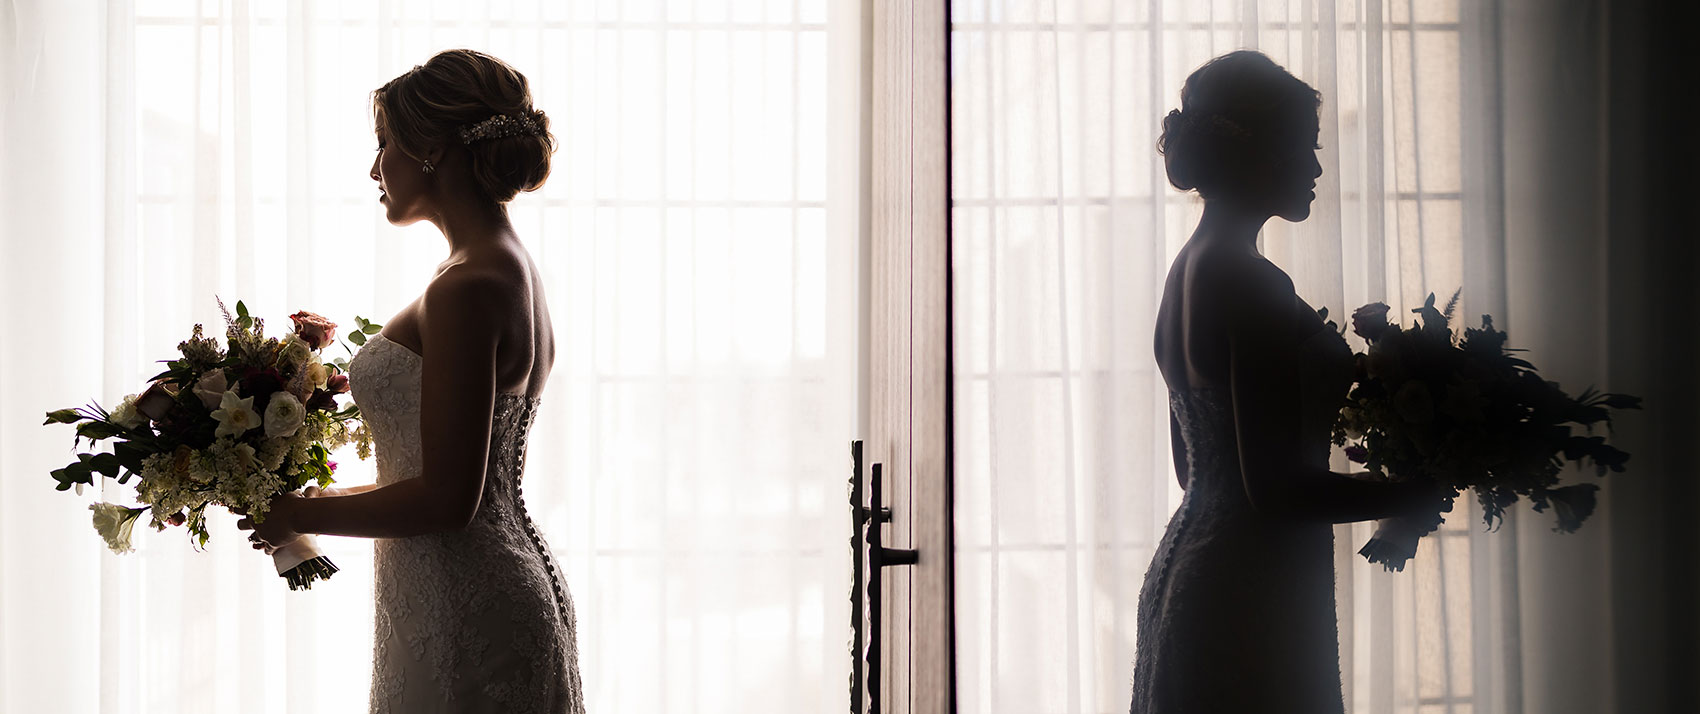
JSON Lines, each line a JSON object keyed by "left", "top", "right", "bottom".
{"left": 110, "top": 394, "right": 146, "bottom": 429}
{"left": 211, "top": 390, "right": 262, "bottom": 438}
{"left": 304, "top": 359, "right": 329, "bottom": 390}
{"left": 263, "top": 391, "right": 306, "bottom": 439}
{"left": 278, "top": 333, "right": 313, "bottom": 369}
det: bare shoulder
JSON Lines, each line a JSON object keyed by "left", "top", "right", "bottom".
{"left": 428, "top": 248, "right": 528, "bottom": 303}
{"left": 419, "top": 250, "right": 531, "bottom": 336}
{"left": 1191, "top": 250, "right": 1297, "bottom": 336}
{"left": 1197, "top": 250, "right": 1292, "bottom": 295}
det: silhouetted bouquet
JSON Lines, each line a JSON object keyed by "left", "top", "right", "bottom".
{"left": 44, "top": 299, "right": 377, "bottom": 590}
{"left": 1327, "top": 291, "right": 1640, "bottom": 571}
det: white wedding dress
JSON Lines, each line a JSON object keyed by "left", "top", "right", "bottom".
{"left": 348, "top": 333, "right": 584, "bottom": 714}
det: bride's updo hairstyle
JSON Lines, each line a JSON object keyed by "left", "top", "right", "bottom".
{"left": 1158, "top": 50, "right": 1320, "bottom": 199}
{"left": 374, "top": 49, "right": 556, "bottom": 203}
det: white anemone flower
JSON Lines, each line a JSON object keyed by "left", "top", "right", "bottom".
{"left": 264, "top": 391, "right": 306, "bottom": 439}
{"left": 211, "top": 390, "right": 262, "bottom": 438}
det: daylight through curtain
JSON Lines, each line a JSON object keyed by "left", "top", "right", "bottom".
{"left": 0, "top": 2, "right": 858, "bottom": 712}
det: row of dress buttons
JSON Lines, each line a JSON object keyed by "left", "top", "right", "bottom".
{"left": 517, "top": 481, "right": 569, "bottom": 624}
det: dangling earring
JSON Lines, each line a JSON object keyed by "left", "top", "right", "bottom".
{"left": 421, "top": 159, "right": 436, "bottom": 175}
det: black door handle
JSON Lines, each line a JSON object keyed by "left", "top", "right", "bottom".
{"left": 851, "top": 440, "right": 918, "bottom": 714}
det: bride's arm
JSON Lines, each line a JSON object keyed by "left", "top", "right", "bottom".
{"left": 282, "top": 267, "right": 515, "bottom": 539}
{"left": 1225, "top": 261, "right": 1433, "bottom": 524}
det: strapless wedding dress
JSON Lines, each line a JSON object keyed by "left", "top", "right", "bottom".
{"left": 348, "top": 333, "right": 584, "bottom": 713}
{"left": 1130, "top": 298, "right": 1354, "bottom": 714}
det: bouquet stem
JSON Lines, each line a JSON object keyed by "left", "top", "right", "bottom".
{"left": 271, "top": 535, "right": 339, "bottom": 590}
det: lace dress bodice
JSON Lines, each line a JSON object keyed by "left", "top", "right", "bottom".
{"left": 348, "top": 333, "right": 583, "bottom": 714}
{"left": 1130, "top": 298, "right": 1354, "bottom": 714}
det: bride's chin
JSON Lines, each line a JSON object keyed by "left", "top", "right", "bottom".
{"left": 380, "top": 203, "right": 412, "bottom": 226}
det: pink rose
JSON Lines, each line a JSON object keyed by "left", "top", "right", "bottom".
{"left": 289, "top": 310, "right": 338, "bottom": 351}
{"left": 135, "top": 382, "right": 178, "bottom": 422}
{"left": 1351, "top": 303, "right": 1393, "bottom": 342}
{"left": 193, "top": 368, "right": 229, "bottom": 410}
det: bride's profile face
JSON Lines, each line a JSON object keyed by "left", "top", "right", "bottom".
{"left": 1270, "top": 135, "right": 1323, "bottom": 223}
{"left": 370, "top": 124, "right": 435, "bottom": 226}
{"left": 1256, "top": 119, "right": 1323, "bottom": 223}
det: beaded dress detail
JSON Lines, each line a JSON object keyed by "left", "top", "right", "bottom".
{"left": 348, "top": 334, "right": 583, "bottom": 714}
{"left": 1130, "top": 296, "right": 1354, "bottom": 714}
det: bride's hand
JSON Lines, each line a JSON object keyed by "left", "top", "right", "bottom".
{"left": 1395, "top": 476, "right": 1450, "bottom": 516}
{"left": 236, "top": 492, "right": 307, "bottom": 552}
{"left": 238, "top": 487, "right": 330, "bottom": 554}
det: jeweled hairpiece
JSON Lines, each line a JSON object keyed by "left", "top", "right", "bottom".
{"left": 458, "top": 112, "right": 544, "bottom": 144}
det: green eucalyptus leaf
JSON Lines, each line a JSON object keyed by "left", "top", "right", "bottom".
{"left": 113, "top": 442, "right": 148, "bottom": 471}
{"left": 89, "top": 453, "right": 121, "bottom": 477}
{"left": 237, "top": 300, "right": 249, "bottom": 318}
{"left": 361, "top": 324, "right": 382, "bottom": 335}
{"left": 349, "top": 331, "right": 367, "bottom": 346}
{"left": 65, "top": 460, "right": 94, "bottom": 483}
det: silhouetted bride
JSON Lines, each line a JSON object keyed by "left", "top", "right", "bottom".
{"left": 1131, "top": 51, "right": 1439, "bottom": 713}
{"left": 239, "top": 50, "right": 583, "bottom": 713}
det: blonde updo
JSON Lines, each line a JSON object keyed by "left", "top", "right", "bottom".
{"left": 373, "top": 49, "right": 556, "bottom": 203}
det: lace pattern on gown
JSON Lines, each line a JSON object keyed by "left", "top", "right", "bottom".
{"left": 349, "top": 334, "right": 584, "bottom": 714}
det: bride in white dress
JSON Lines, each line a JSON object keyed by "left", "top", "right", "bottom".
{"left": 240, "top": 50, "right": 584, "bottom": 713}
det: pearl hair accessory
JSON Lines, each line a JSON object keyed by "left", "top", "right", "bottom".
{"left": 457, "top": 112, "right": 545, "bottom": 145}
{"left": 1166, "top": 109, "right": 1253, "bottom": 140}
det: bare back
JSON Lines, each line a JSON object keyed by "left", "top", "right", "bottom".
{"left": 1153, "top": 240, "right": 1303, "bottom": 395}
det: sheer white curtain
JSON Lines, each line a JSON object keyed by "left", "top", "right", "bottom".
{"left": 950, "top": 1, "right": 1528, "bottom": 712}
{"left": 0, "top": 1, "right": 860, "bottom": 712}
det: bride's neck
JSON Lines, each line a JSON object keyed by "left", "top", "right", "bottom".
{"left": 1192, "top": 199, "right": 1270, "bottom": 253}
{"left": 431, "top": 200, "right": 517, "bottom": 255}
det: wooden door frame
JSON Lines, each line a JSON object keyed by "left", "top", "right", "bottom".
{"left": 868, "top": 0, "right": 952, "bottom": 712}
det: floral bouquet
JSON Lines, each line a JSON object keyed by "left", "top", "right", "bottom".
{"left": 44, "top": 299, "right": 377, "bottom": 590}
{"left": 1329, "top": 291, "right": 1640, "bottom": 571}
